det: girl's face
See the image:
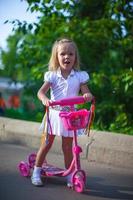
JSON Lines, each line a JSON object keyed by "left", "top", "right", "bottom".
{"left": 57, "top": 42, "right": 76, "bottom": 73}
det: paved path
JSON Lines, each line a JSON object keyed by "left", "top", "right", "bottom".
{"left": 1, "top": 117, "right": 133, "bottom": 168}
{"left": 0, "top": 142, "right": 133, "bottom": 200}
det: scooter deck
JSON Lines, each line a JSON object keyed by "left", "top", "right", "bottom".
{"left": 41, "top": 163, "right": 65, "bottom": 176}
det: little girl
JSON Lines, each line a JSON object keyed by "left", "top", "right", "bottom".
{"left": 31, "top": 38, "right": 93, "bottom": 187}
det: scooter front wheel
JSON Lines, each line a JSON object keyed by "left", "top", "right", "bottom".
{"left": 18, "top": 161, "right": 30, "bottom": 177}
{"left": 73, "top": 178, "right": 85, "bottom": 193}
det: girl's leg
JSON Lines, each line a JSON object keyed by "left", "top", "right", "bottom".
{"left": 62, "top": 136, "right": 73, "bottom": 187}
{"left": 31, "top": 134, "right": 55, "bottom": 186}
{"left": 35, "top": 134, "right": 55, "bottom": 166}
{"left": 62, "top": 136, "right": 73, "bottom": 169}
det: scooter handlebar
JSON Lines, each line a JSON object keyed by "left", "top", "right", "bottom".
{"left": 49, "top": 96, "right": 95, "bottom": 106}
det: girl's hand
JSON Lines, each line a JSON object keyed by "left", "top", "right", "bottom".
{"left": 41, "top": 97, "right": 52, "bottom": 107}
{"left": 83, "top": 93, "right": 93, "bottom": 102}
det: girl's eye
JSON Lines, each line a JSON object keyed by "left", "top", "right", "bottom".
{"left": 60, "top": 53, "right": 65, "bottom": 56}
{"left": 69, "top": 53, "right": 73, "bottom": 56}
{"left": 59, "top": 52, "right": 74, "bottom": 56}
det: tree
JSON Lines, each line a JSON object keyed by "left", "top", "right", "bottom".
{"left": 0, "top": 0, "right": 133, "bottom": 134}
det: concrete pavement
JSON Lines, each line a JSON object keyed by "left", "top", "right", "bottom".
{"left": 0, "top": 117, "right": 133, "bottom": 169}
{"left": 1, "top": 142, "right": 133, "bottom": 200}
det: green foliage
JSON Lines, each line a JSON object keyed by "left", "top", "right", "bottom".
{"left": 0, "top": 0, "right": 133, "bottom": 134}
{"left": 5, "top": 108, "right": 43, "bottom": 122}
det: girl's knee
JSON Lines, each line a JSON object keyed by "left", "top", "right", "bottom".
{"left": 62, "top": 138, "right": 73, "bottom": 153}
{"left": 41, "top": 135, "right": 55, "bottom": 150}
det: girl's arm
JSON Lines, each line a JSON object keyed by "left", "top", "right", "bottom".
{"left": 80, "top": 83, "right": 93, "bottom": 102}
{"left": 37, "top": 82, "right": 51, "bottom": 106}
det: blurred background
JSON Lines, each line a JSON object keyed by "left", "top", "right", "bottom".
{"left": 0, "top": 0, "right": 132, "bottom": 135}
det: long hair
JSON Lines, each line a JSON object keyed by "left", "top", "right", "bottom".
{"left": 48, "top": 38, "right": 80, "bottom": 71}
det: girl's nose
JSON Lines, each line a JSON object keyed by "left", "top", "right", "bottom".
{"left": 65, "top": 54, "right": 69, "bottom": 58}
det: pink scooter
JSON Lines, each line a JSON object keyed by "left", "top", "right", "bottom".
{"left": 18, "top": 96, "right": 95, "bottom": 193}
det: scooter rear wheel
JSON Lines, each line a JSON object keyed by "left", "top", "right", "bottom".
{"left": 28, "top": 153, "right": 36, "bottom": 168}
{"left": 18, "top": 161, "right": 30, "bottom": 177}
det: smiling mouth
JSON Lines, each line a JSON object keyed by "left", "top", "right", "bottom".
{"left": 64, "top": 61, "right": 70, "bottom": 64}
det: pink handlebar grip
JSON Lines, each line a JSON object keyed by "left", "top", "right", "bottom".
{"left": 49, "top": 96, "right": 85, "bottom": 106}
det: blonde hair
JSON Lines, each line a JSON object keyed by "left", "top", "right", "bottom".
{"left": 48, "top": 38, "right": 80, "bottom": 71}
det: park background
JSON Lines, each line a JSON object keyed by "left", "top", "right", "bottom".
{"left": 0, "top": 0, "right": 132, "bottom": 135}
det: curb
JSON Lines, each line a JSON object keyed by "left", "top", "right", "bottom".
{"left": 0, "top": 117, "right": 133, "bottom": 169}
